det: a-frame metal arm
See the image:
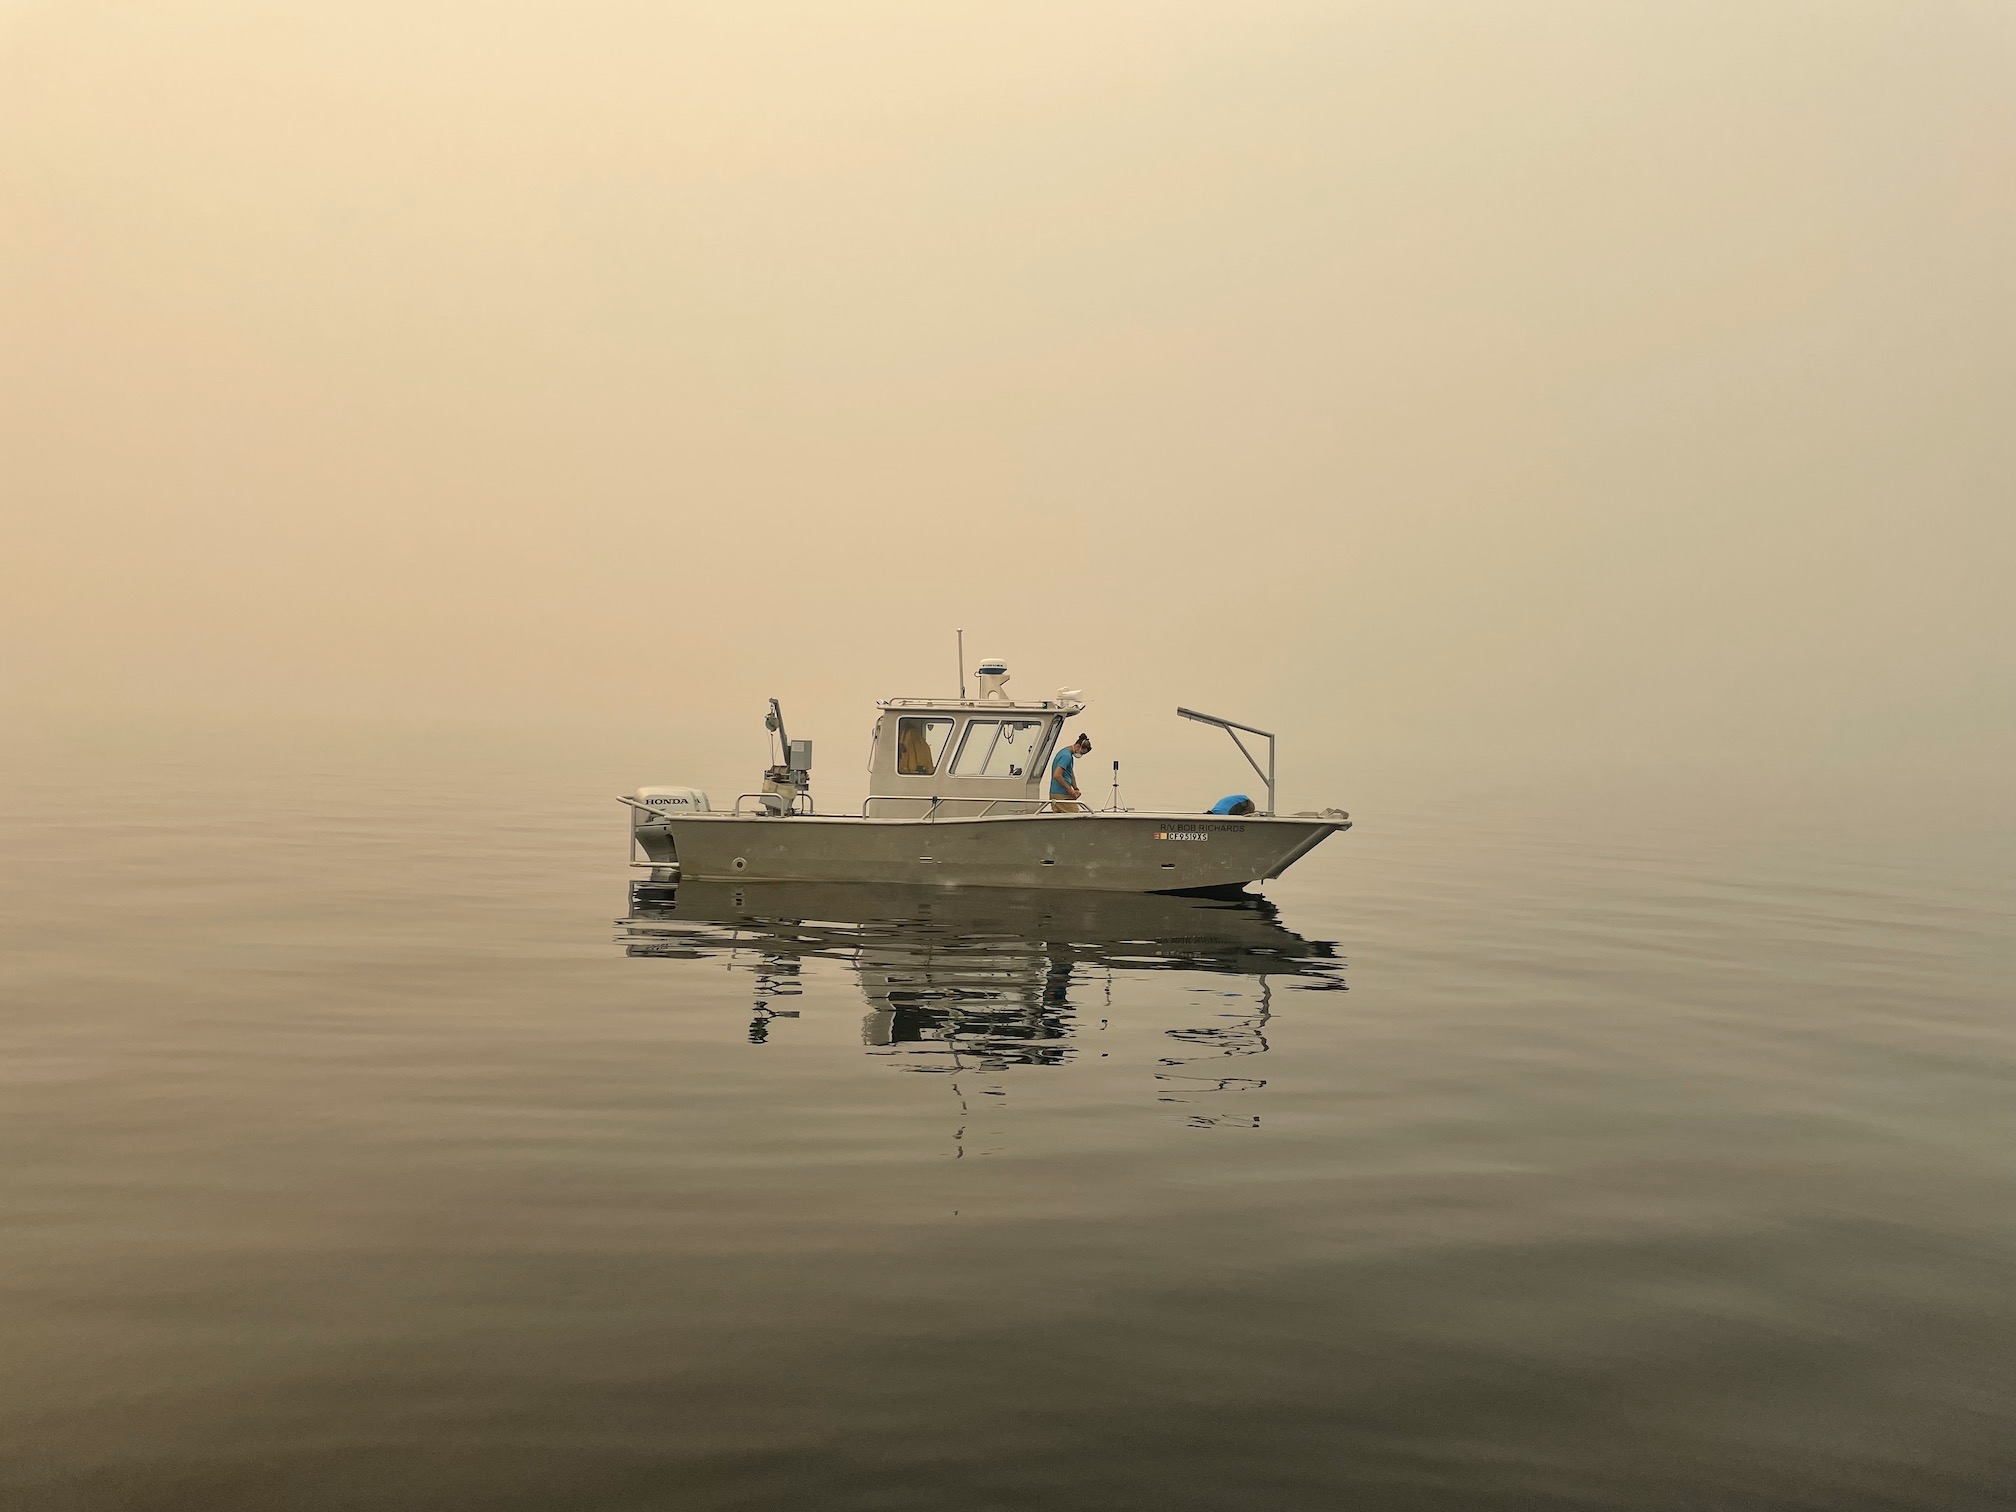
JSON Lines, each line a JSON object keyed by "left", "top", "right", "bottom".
{"left": 1176, "top": 707, "right": 1277, "bottom": 815}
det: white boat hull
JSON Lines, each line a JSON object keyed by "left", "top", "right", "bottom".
{"left": 634, "top": 810, "right": 1346, "bottom": 894}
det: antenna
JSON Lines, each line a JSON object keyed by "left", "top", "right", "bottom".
{"left": 956, "top": 628, "right": 966, "bottom": 699}
{"left": 1109, "top": 759, "right": 1120, "bottom": 812}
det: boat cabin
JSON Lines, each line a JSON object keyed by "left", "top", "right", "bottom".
{"left": 865, "top": 661, "right": 1086, "bottom": 817}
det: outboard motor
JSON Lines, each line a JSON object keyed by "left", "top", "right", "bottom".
{"left": 635, "top": 786, "right": 710, "bottom": 815}
{"left": 631, "top": 787, "right": 708, "bottom": 869}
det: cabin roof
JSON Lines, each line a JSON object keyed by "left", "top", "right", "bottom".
{"left": 876, "top": 696, "right": 1086, "bottom": 716}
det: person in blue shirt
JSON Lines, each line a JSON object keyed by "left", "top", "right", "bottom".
{"left": 1049, "top": 733, "right": 1092, "bottom": 811}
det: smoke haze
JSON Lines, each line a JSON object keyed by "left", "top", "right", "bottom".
{"left": 5, "top": 0, "right": 2011, "bottom": 812}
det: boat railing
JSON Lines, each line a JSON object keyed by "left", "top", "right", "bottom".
{"left": 616, "top": 793, "right": 818, "bottom": 822}
{"left": 617, "top": 794, "right": 680, "bottom": 825}
{"left": 731, "top": 793, "right": 818, "bottom": 816}
{"left": 624, "top": 792, "right": 1120, "bottom": 823}
{"left": 859, "top": 794, "right": 1085, "bottom": 819}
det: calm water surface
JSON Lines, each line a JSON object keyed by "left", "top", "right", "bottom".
{"left": 2, "top": 736, "right": 2010, "bottom": 1510}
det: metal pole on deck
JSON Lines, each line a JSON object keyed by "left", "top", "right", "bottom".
{"left": 1176, "top": 707, "right": 1277, "bottom": 816}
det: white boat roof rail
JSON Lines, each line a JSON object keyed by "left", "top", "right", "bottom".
{"left": 877, "top": 695, "right": 1086, "bottom": 714}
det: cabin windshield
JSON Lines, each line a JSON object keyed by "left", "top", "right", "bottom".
{"left": 895, "top": 717, "right": 952, "bottom": 775}
{"left": 950, "top": 717, "right": 1050, "bottom": 779}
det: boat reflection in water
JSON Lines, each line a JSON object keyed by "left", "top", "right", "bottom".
{"left": 620, "top": 880, "right": 1345, "bottom": 1126}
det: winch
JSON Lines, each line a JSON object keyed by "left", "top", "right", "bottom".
{"left": 760, "top": 697, "right": 814, "bottom": 814}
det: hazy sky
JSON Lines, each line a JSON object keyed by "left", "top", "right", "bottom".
{"left": 5, "top": 1, "right": 2011, "bottom": 807}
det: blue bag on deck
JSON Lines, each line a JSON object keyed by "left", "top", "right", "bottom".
{"left": 1209, "top": 795, "right": 1252, "bottom": 815}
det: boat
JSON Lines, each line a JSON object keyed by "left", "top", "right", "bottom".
{"left": 621, "top": 658, "right": 1349, "bottom": 895}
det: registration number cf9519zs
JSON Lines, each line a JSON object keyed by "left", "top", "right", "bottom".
{"left": 1155, "top": 831, "right": 1208, "bottom": 841}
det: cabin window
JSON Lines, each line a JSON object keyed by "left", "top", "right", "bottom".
{"left": 950, "top": 717, "right": 1048, "bottom": 778}
{"left": 1030, "top": 718, "right": 1061, "bottom": 775}
{"left": 895, "top": 717, "right": 952, "bottom": 775}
